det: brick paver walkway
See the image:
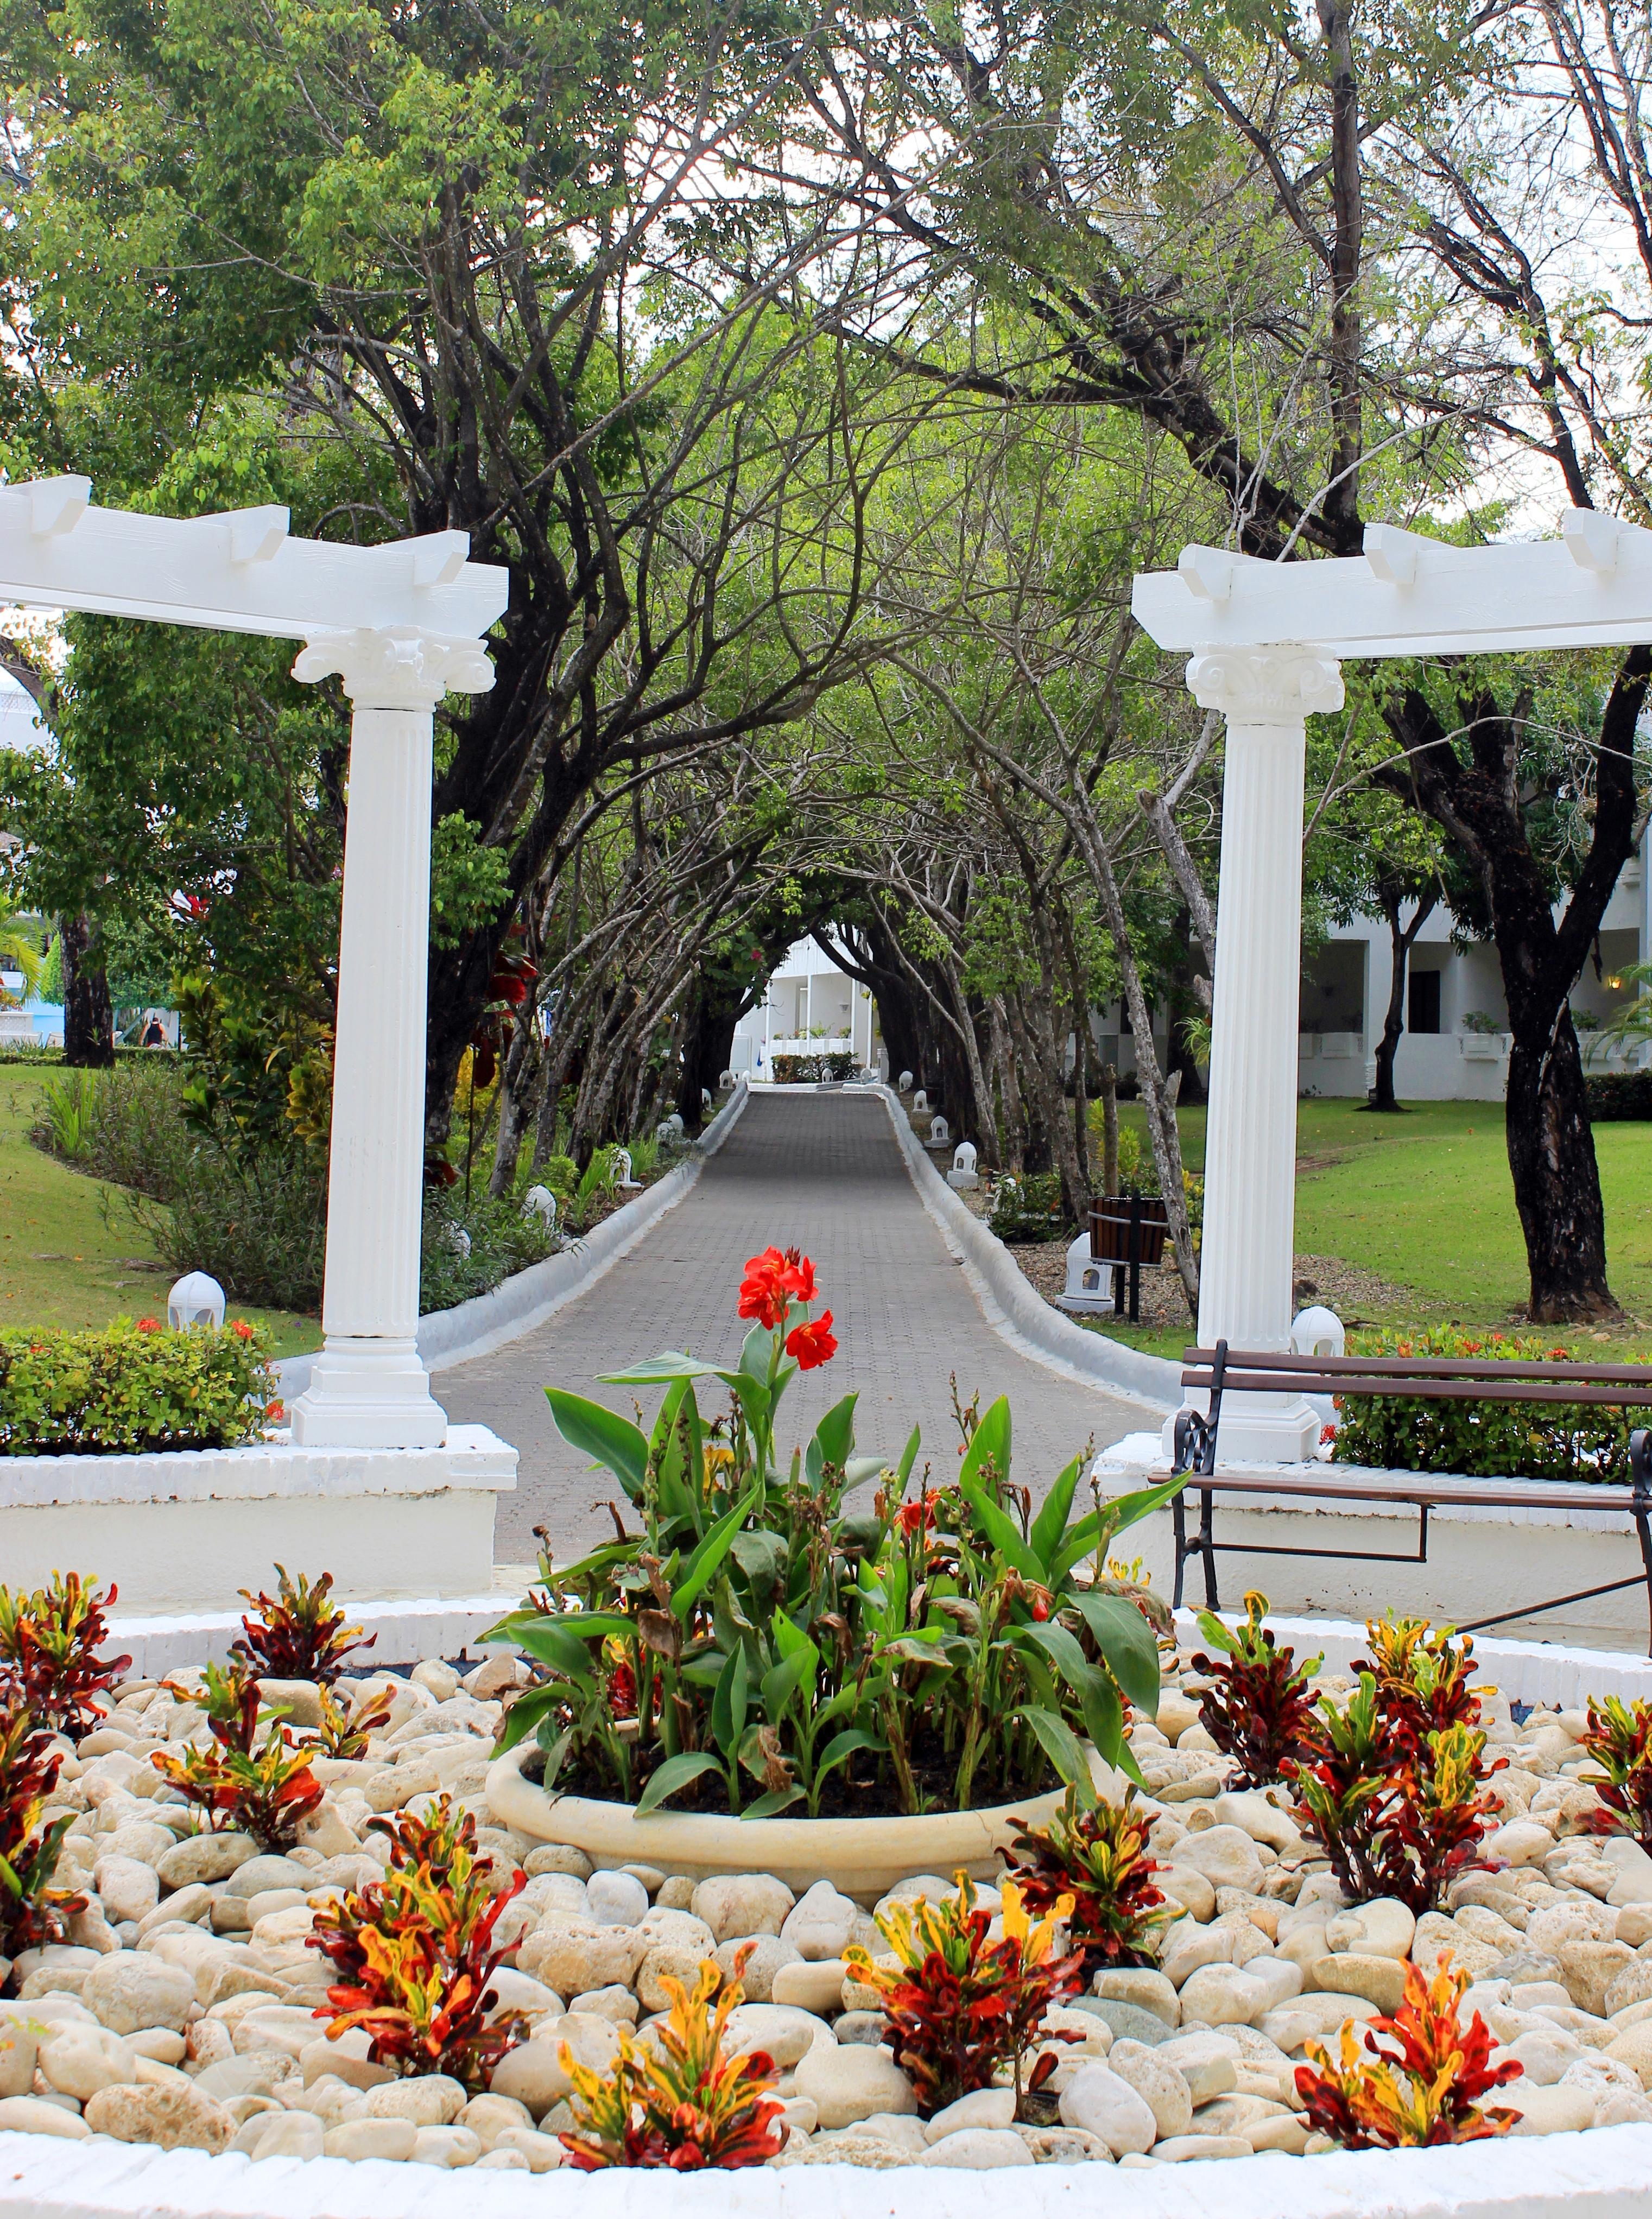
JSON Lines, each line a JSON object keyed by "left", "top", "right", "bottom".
{"left": 439, "top": 1091, "right": 1155, "bottom": 1564}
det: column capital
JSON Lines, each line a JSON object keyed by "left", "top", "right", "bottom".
{"left": 1186, "top": 644, "right": 1343, "bottom": 725}
{"left": 293, "top": 626, "right": 496, "bottom": 709}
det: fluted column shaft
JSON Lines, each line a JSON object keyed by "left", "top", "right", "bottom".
{"left": 289, "top": 629, "right": 495, "bottom": 1449}
{"left": 1189, "top": 645, "right": 1343, "bottom": 1460}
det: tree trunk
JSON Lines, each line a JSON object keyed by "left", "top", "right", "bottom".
{"left": 1369, "top": 888, "right": 1436, "bottom": 1113}
{"left": 60, "top": 912, "right": 113, "bottom": 1068}
{"left": 1507, "top": 1011, "right": 1615, "bottom": 1322}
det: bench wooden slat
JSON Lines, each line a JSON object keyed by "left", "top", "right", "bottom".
{"left": 1182, "top": 1346, "right": 1652, "bottom": 1387}
{"left": 1161, "top": 1469, "right": 1640, "bottom": 1513}
{"left": 1181, "top": 1367, "right": 1652, "bottom": 1408}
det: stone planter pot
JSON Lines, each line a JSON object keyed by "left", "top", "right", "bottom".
{"left": 486, "top": 1742, "right": 1106, "bottom": 1901}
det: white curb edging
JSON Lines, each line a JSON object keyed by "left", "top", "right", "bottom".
{"left": 2, "top": 2123, "right": 1649, "bottom": 2218}
{"left": 103, "top": 1588, "right": 525, "bottom": 1679}
{"left": 276, "top": 1082, "right": 749, "bottom": 1396}
{"left": 1176, "top": 1607, "right": 1652, "bottom": 1706}
{"left": 877, "top": 1086, "right": 1180, "bottom": 1414}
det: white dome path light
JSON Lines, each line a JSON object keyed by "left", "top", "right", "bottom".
{"left": 1132, "top": 510, "right": 1652, "bottom": 1461}
{"left": 1058, "top": 1231, "right": 1113, "bottom": 1316}
{"left": 0, "top": 475, "right": 509, "bottom": 1452}
{"left": 166, "top": 1271, "right": 225, "bottom": 1330}
{"left": 522, "top": 1185, "right": 558, "bottom": 1232}
{"left": 946, "top": 1140, "right": 978, "bottom": 1191}
{"left": 1291, "top": 1305, "right": 1345, "bottom": 1358}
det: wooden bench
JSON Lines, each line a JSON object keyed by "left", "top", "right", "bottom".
{"left": 1171, "top": 1340, "right": 1652, "bottom": 1651}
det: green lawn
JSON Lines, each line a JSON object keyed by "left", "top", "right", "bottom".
{"left": 1100, "top": 1096, "right": 1652, "bottom": 1360}
{"left": 0, "top": 1063, "right": 321, "bottom": 1356}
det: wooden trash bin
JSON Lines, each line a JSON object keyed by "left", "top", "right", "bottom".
{"left": 1088, "top": 1193, "right": 1169, "bottom": 1322}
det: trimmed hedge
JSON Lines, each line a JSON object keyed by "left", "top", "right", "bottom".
{"left": 1586, "top": 1071, "right": 1652, "bottom": 1121}
{"left": 0, "top": 1319, "right": 277, "bottom": 1456}
{"left": 771, "top": 1051, "right": 856, "bottom": 1082}
{"left": 1330, "top": 1324, "right": 1652, "bottom": 1483}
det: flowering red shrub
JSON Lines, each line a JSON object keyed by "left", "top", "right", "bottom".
{"left": 1296, "top": 1957, "right": 1520, "bottom": 2147}
{"left": 1005, "top": 1786, "right": 1169, "bottom": 1974}
{"left": 1192, "top": 1591, "right": 1320, "bottom": 1786}
{"left": 232, "top": 1564, "right": 375, "bottom": 1685}
{"left": 843, "top": 1872, "right": 1084, "bottom": 2114}
{"left": 309, "top": 1797, "right": 527, "bottom": 2087}
{"left": 0, "top": 1571, "right": 130, "bottom": 1742}
{"left": 0, "top": 1698, "right": 86, "bottom": 1955}
{"left": 153, "top": 1660, "right": 323, "bottom": 1848}
{"left": 1579, "top": 1695, "right": 1652, "bottom": 1849}
{"left": 559, "top": 1945, "right": 784, "bottom": 2169}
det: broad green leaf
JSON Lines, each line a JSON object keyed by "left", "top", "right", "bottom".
{"left": 844, "top": 1454, "right": 886, "bottom": 1486}
{"left": 741, "top": 1786, "right": 806, "bottom": 1819}
{"left": 602, "top": 1352, "right": 712, "bottom": 1384}
{"left": 770, "top": 1609, "right": 816, "bottom": 1664}
{"left": 493, "top": 1684, "right": 563, "bottom": 1752}
{"left": 1052, "top": 1473, "right": 1187, "bottom": 1586}
{"left": 813, "top": 1391, "right": 858, "bottom": 1473}
{"left": 1195, "top": 1608, "right": 1238, "bottom": 1656}
{"left": 959, "top": 1396, "right": 1011, "bottom": 1495}
{"left": 673, "top": 1488, "right": 757, "bottom": 1620}
{"left": 1020, "top": 1705, "right": 1098, "bottom": 1810}
{"left": 1070, "top": 1592, "right": 1162, "bottom": 1714}
{"left": 635, "top": 1752, "right": 723, "bottom": 1817}
{"left": 1080, "top": 1669, "right": 1125, "bottom": 1768}
{"left": 1017, "top": 1618, "right": 1094, "bottom": 1691}
{"left": 896, "top": 1423, "right": 921, "bottom": 1487}
{"left": 1029, "top": 1455, "right": 1084, "bottom": 1574}
{"left": 958, "top": 1474, "right": 1041, "bottom": 1580}
{"left": 761, "top": 1649, "right": 815, "bottom": 1720}
{"left": 535, "top": 1725, "right": 573, "bottom": 1786}
{"left": 740, "top": 1323, "right": 773, "bottom": 1380}
{"left": 816, "top": 1728, "right": 883, "bottom": 1781}
{"left": 731, "top": 1529, "right": 787, "bottom": 1602}
{"left": 712, "top": 1645, "right": 749, "bottom": 1757}
{"left": 542, "top": 1391, "right": 647, "bottom": 1498}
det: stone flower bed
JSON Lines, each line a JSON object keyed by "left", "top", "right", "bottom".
{"left": 5, "top": 1618, "right": 1652, "bottom": 2176}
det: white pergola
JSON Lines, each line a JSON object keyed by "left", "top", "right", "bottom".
{"left": 1131, "top": 511, "right": 1652, "bottom": 1460}
{"left": 0, "top": 477, "right": 509, "bottom": 1449}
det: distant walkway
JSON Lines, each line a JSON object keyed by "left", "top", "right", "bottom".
{"left": 440, "top": 1091, "right": 1155, "bottom": 1564}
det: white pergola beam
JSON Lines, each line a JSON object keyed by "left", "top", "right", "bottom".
{"left": 0, "top": 480, "right": 508, "bottom": 640}
{"left": 1133, "top": 514, "right": 1652, "bottom": 658}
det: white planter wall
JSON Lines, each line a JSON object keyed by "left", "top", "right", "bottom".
{"left": 1100, "top": 1443, "right": 1652, "bottom": 1653}
{"left": 0, "top": 1427, "right": 516, "bottom": 1613}
{"left": 3, "top": 2121, "right": 1649, "bottom": 2218}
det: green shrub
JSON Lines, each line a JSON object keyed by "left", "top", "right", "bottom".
{"left": 988, "top": 1170, "right": 1068, "bottom": 1241}
{"left": 1330, "top": 1326, "right": 1651, "bottom": 1482}
{"left": 1586, "top": 1071, "right": 1652, "bottom": 1121}
{"left": 419, "top": 1194, "right": 555, "bottom": 1315}
{"left": 0, "top": 1318, "right": 276, "bottom": 1456}
{"left": 38, "top": 1070, "right": 99, "bottom": 1160}
{"left": 771, "top": 1051, "right": 854, "bottom": 1082}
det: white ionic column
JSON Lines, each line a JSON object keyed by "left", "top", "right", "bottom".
{"left": 1180, "top": 644, "right": 1344, "bottom": 1462}
{"left": 289, "top": 628, "right": 496, "bottom": 1449}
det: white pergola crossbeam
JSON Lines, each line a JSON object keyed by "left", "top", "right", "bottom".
{"left": 1132, "top": 513, "right": 1652, "bottom": 658}
{"left": 0, "top": 480, "right": 508, "bottom": 639}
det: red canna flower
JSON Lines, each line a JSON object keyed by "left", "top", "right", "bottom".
{"left": 896, "top": 1493, "right": 935, "bottom": 1538}
{"left": 781, "top": 1248, "right": 816, "bottom": 1302}
{"left": 737, "top": 1248, "right": 792, "bottom": 1330}
{"left": 785, "top": 1311, "right": 837, "bottom": 1370}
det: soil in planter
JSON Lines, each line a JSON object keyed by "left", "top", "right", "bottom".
{"left": 521, "top": 1723, "right": 1059, "bottom": 1820}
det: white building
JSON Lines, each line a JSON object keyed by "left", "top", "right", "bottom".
{"left": 730, "top": 935, "right": 881, "bottom": 1079}
{"left": 1299, "top": 838, "right": 1652, "bottom": 1101}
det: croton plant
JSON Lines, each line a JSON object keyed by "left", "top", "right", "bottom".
{"left": 486, "top": 1249, "right": 1182, "bottom": 1816}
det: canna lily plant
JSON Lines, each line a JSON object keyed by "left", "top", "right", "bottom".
{"left": 485, "top": 1253, "right": 1184, "bottom": 1819}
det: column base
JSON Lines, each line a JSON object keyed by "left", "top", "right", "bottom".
{"left": 290, "top": 1337, "right": 448, "bottom": 1450}
{"left": 1161, "top": 1392, "right": 1322, "bottom": 1466}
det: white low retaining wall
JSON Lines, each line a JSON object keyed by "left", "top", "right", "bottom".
{"left": 104, "top": 1589, "right": 518, "bottom": 1679}
{"left": 1179, "top": 1607, "right": 1652, "bottom": 1707}
{"left": 3, "top": 2122, "right": 1649, "bottom": 2218}
{"left": 1102, "top": 1437, "right": 1652, "bottom": 1653}
{"left": 276, "top": 1081, "right": 749, "bottom": 1398}
{"left": 878, "top": 1088, "right": 1180, "bottom": 1414}
{"left": 0, "top": 1428, "right": 516, "bottom": 1615}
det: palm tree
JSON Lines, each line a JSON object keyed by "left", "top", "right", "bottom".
{"left": 0, "top": 908, "right": 43, "bottom": 1006}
